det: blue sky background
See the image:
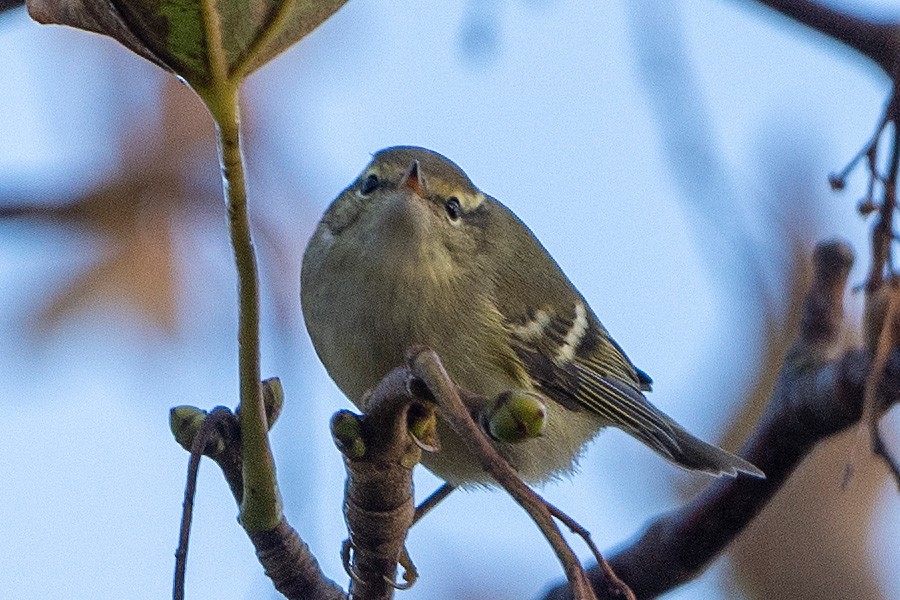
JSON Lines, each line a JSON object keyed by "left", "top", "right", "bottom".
{"left": 1, "top": 1, "right": 899, "bottom": 598}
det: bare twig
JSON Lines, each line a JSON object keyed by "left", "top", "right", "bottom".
{"left": 409, "top": 348, "right": 630, "bottom": 600}
{"left": 755, "top": 0, "right": 900, "bottom": 490}
{"left": 866, "top": 94, "right": 900, "bottom": 291}
{"left": 826, "top": 87, "right": 899, "bottom": 296}
{"left": 544, "top": 501, "right": 635, "bottom": 600}
{"left": 412, "top": 483, "right": 455, "bottom": 526}
{"left": 173, "top": 407, "right": 233, "bottom": 600}
{"left": 828, "top": 95, "right": 891, "bottom": 195}
{"left": 765, "top": 0, "right": 900, "bottom": 488}
{"left": 749, "top": 0, "right": 900, "bottom": 291}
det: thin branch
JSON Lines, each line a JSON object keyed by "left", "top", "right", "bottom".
{"left": 753, "top": 0, "right": 900, "bottom": 298}
{"left": 412, "top": 483, "right": 455, "bottom": 526}
{"left": 205, "top": 84, "right": 281, "bottom": 531}
{"left": 828, "top": 96, "right": 892, "bottom": 194}
{"left": 747, "top": 0, "right": 900, "bottom": 292}
{"left": 409, "top": 348, "right": 629, "bottom": 600}
{"left": 545, "top": 500, "right": 635, "bottom": 600}
{"left": 173, "top": 407, "right": 234, "bottom": 600}
{"left": 865, "top": 94, "right": 900, "bottom": 291}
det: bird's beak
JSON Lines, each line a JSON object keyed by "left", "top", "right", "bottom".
{"left": 399, "top": 160, "right": 427, "bottom": 199}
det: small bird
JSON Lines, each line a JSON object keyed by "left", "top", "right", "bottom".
{"left": 301, "top": 146, "right": 763, "bottom": 486}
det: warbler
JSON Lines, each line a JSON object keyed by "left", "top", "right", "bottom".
{"left": 301, "top": 146, "right": 763, "bottom": 486}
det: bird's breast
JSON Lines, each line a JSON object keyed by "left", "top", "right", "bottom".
{"left": 303, "top": 231, "right": 459, "bottom": 397}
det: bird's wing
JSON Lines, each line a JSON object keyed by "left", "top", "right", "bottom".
{"left": 503, "top": 300, "right": 764, "bottom": 478}
{"left": 504, "top": 300, "right": 683, "bottom": 461}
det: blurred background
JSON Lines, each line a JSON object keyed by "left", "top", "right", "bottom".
{"left": 1, "top": 0, "right": 898, "bottom": 598}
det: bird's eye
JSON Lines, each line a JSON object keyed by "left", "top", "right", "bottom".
{"left": 359, "top": 173, "right": 379, "bottom": 195}
{"left": 445, "top": 196, "right": 462, "bottom": 221}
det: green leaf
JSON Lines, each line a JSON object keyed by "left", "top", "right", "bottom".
{"left": 231, "top": 0, "right": 349, "bottom": 76}
{"left": 26, "top": 0, "right": 349, "bottom": 88}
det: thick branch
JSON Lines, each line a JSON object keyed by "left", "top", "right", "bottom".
{"left": 250, "top": 521, "right": 347, "bottom": 600}
{"left": 543, "top": 241, "right": 900, "bottom": 600}
{"left": 592, "top": 349, "right": 896, "bottom": 600}
{"left": 333, "top": 368, "right": 422, "bottom": 600}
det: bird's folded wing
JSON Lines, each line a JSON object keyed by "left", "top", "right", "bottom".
{"left": 505, "top": 301, "right": 683, "bottom": 461}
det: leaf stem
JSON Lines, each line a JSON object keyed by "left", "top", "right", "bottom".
{"left": 206, "top": 83, "right": 282, "bottom": 531}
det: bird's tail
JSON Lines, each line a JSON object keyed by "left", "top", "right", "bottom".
{"left": 634, "top": 419, "right": 765, "bottom": 478}
{"left": 596, "top": 375, "right": 765, "bottom": 478}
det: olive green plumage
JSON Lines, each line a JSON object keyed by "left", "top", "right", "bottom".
{"left": 301, "top": 146, "right": 763, "bottom": 485}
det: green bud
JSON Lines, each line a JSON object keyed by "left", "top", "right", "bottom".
{"left": 261, "top": 377, "right": 284, "bottom": 430}
{"left": 408, "top": 404, "right": 440, "bottom": 453}
{"left": 486, "top": 391, "right": 547, "bottom": 443}
{"left": 331, "top": 410, "right": 366, "bottom": 459}
{"left": 169, "top": 405, "right": 208, "bottom": 451}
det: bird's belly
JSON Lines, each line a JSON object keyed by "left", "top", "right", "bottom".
{"left": 421, "top": 399, "right": 603, "bottom": 487}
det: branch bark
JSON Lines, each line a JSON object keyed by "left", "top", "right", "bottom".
{"left": 333, "top": 368, "right": 422, "bottom": 600}
{"left": 543, "top": 241, "right": 900, "bottom": 600}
